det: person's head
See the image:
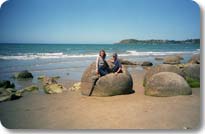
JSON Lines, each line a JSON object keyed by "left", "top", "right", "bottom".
{"left": 99, "top": 49, "right": 106, "bottom": 59}
{"left": 112, "top": 53, "right": 118, "bottom": 60}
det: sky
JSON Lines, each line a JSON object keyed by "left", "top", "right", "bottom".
{"left": 0, "top": 0, "right": 200, "bottom": 44}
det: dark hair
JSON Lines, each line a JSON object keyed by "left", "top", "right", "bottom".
{"left": 99, "top": 49, "right": 106, "bottom": 59}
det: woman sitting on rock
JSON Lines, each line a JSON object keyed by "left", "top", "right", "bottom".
{"left": 110, "top": 53, "right": 122, "bottom": 74}
{"left": 96, "top": 49, "right": 109, "bottom": 76}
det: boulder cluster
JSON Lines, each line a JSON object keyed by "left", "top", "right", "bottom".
{"left": 144, "top": 54, "right": 200, "bottom": 97}
{"left": 0, "top": 80, "right": 39, "bottom": 102}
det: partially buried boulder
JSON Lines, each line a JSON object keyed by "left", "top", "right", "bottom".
{"left": 40, "top": 76, "right": 66, "bottom": 94}
{"left": 163, "top": 55, "right": 181, "bottom": 64}
{"left": 81, "top": 62, "right": 134, "bottom": 96}
{"left": 144, "top": 64, "right": 183, "bottom": 86}
{"left": 145, "top": 72, "right": 192, "bottom": 97}
{"left": 44, "top": 84, "right": 64, "bottom": 94}
{"left": 188, "top": 54, "right": 200, "bottom": 64}
{"left": 13, "top": 70, "right": 33, "bottom": 79}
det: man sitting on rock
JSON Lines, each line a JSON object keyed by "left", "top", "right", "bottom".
{"left": 110, "top": 53, "right": 122, "bottom": 74}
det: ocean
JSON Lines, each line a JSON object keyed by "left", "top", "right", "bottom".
{"left": 0, "top": 43, "right": 200, "bottom": 89}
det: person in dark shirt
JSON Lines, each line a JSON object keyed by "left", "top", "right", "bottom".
{"left": 110, "top": 53, "right": 122, "bottom": 74}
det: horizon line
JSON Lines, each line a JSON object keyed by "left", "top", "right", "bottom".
{"left": 0, "top": 38, "right": 200, "bottom": 45}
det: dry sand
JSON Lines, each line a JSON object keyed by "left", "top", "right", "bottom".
{"left": 0, "top": 69, "right": 200, "bottom": 129}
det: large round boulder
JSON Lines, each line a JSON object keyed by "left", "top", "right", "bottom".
{"left": 81, "top": 62, "right": 134, "bottom": 96}
{"left": 163, "top": 56, "right": 181, "bottom": 64}
{"left": 144, "top": 64, "right": 183, "bottom": 86}
{"left": 188, "top": 54, "right": 200, "bottom": 64}
{"left": 182, "top": 64, "right": 200, "bottom": 80}
{"left": 145, "top": 72, "right": 192, "bottom": 97}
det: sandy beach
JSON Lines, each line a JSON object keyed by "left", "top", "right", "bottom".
{"left": 0, "top": 68, "right": 200, "bottom": 129}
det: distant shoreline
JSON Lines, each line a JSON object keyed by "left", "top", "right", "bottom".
{"left": 0, "top": 38, "right": 200, "bottom": 45}
{"left": 115, "top": 38, "right": 200, "bottom": 45}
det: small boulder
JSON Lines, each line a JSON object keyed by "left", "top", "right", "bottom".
{"left": 13, "top": 70, "right": 33, "bottom": 79}
{"left": 144, "top": 64, "right": 183, "bottom": 86}
{"left": 141, "top": 61, "right": 153, "bottom": 66}
{"left": 163, "top": 56, "right": 181, "bottom": 64}
{"left": 69, "top": 82, "right": 81, "bottom": 91}
{"left": 43, "top": 84, "right": 64, "bottom": 94}
{"left": 39, "top": 76, "right": 66, "bottom": 94}
{"left": 188, "top": 54, "right": 200, "bottom": 64}
{"left": 145, "top": 72, "right": 192, "bottom": 97}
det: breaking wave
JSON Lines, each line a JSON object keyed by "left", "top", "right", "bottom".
{"left": 0, "top": 50, "right": 199, "bottom": 60}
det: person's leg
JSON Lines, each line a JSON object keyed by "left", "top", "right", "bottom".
{"left": 112, "top": 65, "right": 119, "bottom": 73}
{"left": 99, "top": 66, "right": 107, "bottom": 76}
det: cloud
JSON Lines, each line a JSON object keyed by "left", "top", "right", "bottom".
{"left": 0, "top": 0, "right": 7, "bottom": 8}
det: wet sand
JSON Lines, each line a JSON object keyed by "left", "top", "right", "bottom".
{"left": 0, "top": 69, "right": 200, "bottom": 129}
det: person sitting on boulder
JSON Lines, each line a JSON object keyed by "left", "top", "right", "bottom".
{"left": 110, "top": 53, "right": 122, "bottom": 74}
{"left": 96, "top": 49, "right": 109, "bottom": 76}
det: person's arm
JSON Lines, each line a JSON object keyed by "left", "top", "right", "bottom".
{"left": 108, "top": 58, "right": 114, "bottom": 63}
{"left": 115, "top": 66, "right": 122, "bottom": 74}
{"left": 96, "top": 56, "right": 99, "bottom": 74}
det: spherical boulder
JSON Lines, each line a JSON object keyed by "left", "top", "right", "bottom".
{"left": 144, "top": 64, "right": 183, "bottom": 86}
{"left": 182, "top": 64, "right": 200, "bottom": 80}
{"left": 145, "top": 72, "right": 192, "bottom": 97}
{"left": 163, "top": 56, "right": 181, "bottom": 64}
{"left": 81, "top": 62, "right": 134, "bottom": 96}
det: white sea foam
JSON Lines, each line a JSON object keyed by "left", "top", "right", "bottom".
{"left": 0, "top": 53, "right": 98, "bottom": 60}
{"left": 124, "top": 50, "right": 199, "bottom": 56}
{"left": 0, "top": 50, "right": 199, "bottom": 60}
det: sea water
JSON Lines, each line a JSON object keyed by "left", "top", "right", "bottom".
{"left": 0, "top": 43, "right": 200, "bottom": 89}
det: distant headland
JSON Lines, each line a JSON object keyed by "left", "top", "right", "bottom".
{"left": 115, "top": 39, "right": 200, "bottom": 44}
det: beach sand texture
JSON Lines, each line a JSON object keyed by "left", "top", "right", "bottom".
{"left": 0, "top": 69, "right": 200, "bottom": 129}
